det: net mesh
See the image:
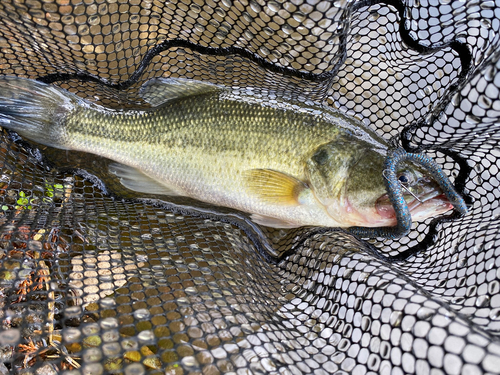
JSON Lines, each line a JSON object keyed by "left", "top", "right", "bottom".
{"left": 0, "top": 0, "right": 499, "bottom": 374}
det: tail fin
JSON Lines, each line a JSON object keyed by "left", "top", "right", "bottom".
{"left": 0, "top": 76, "right": 78, "bottom": 149}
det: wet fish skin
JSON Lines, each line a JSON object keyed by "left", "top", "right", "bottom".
{"left": 0, "top": 76, "right": 452, "bottom": 228}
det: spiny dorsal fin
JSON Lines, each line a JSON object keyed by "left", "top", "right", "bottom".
{"left": 243, "top": 169, "right": 307, "bottom": 206}
{"left": 139, "top": 77, "right": 220, "bottom": 107}
{"left": 109, "top": 163, "right": 182, "bottom": 196}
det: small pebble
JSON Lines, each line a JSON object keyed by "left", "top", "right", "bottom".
{"left": 0, "top": 345, "right": 12, "bottom": 362}
{"left": 35, "top": 364, "right": 58, "bottom": 375}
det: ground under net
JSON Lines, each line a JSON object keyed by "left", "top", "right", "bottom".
{"left": 0, "top": 0, "right": 498, "bottom": 374}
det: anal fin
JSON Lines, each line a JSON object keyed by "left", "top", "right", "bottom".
{"left": 109, "top": 163, "right": 181, "bottom": 196}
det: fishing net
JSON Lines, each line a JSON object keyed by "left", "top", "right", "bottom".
{"left": 0, "top": 0, "right": 498, "bottom": 373}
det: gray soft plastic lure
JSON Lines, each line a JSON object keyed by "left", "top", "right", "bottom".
{"left": 348, "top": 148, "right": 468, "bottom": 239}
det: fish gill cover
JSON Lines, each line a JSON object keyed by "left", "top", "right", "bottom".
{"left": 0, "top": 0, "right": 497, "bottom": 374}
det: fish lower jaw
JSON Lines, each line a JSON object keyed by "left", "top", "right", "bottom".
{"left": 330, "top": 198, "right": 392, "bottom": 228}
{"left": 410, "top": 200, "right": 454, "bottom": 221}
{"left": 352, "top": 215, "right": 398, "bottom": 228}
{"left": 374, "top": 194, "right": 454, "bottom": 225}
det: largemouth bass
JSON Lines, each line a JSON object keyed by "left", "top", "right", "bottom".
{"left": 0, "top": 76, "right": 452, "bottom": 228}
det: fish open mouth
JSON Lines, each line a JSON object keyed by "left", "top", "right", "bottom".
{"left": 376, "top": 192, "right": 454, "bottom": 221}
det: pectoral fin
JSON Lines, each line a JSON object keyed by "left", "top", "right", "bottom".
{"left": 243, "top": 169, "right": 307, "bottom": 205}
{"left": 109, "top": 163, "right": 181, "bottom": 196}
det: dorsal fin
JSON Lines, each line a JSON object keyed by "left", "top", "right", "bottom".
{"left": 139, "top": 77, "right": 220, "bottom": 107}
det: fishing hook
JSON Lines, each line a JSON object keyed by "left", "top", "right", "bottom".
{"left": 382, "top": 169, "right": 423, "bottom": 203}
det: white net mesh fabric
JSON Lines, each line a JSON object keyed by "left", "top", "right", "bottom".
{"left": 0, "top": 0, "right": 498, "bottom": 374}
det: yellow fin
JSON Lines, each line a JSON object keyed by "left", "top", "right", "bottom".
{"left": 244, "top": 169, "right": 306, "bottom": 205}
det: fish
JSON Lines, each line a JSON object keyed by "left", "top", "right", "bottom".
{"left": 0, "top": 76, "right": 453, "bottom": 229}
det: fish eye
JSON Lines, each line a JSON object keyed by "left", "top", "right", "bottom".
{"left": 397, "top": 170, "right": 415, "bottom": 185}
{"left": 398, "top": 175, "right": 409, "bottom": 184}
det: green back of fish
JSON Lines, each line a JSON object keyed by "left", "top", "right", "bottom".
{"left": 65, "top": 88, "right": 386, "bottom": 183}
